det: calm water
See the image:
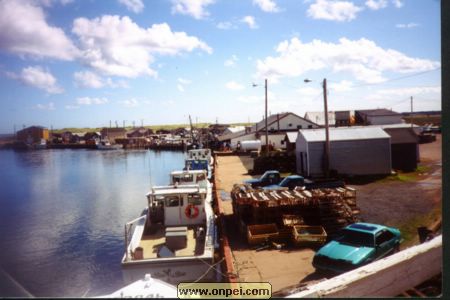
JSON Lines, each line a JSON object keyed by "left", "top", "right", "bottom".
{"left": 0, "top": 149, "right": 186, "bottom": 297}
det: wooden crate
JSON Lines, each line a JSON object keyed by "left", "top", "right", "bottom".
{"left": 292, "top": 225, "right": 327, "bottom": 246}
{"left": 247, "top": 223, "right": 279, "bottom": 245}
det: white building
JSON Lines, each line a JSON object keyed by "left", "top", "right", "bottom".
{"left": 355, "top": 109, "right": 404, "bottom": 125}
{"left": 296, "top": 127, "right": 392, "bottom": 177}
{"left": 218, "top": 112, "right": 319, "bottom": 150}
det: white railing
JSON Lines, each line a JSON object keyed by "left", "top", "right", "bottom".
{"left": 124, "top": 214, "right": 147, "bottom": 262}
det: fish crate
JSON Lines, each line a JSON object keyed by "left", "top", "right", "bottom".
{"left": 247, "top": 223, "right": 279, "bottom": 245}
{"left": 292, "top": 225, "right": 327, "bottom": 247}
{"left": 282, "top": 214, "right": 304, "bottom": 227}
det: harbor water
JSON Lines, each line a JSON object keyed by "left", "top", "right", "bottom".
{"left": 0, "top": 149, "right": 186, "bottom": 297}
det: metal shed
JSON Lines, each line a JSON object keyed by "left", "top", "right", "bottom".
{"left": 296, "top": 127, "right": 392, "bottom": 177}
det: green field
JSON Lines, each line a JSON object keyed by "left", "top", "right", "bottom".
{"left": 50, "top": 122, "right": 253, "bottom": 134}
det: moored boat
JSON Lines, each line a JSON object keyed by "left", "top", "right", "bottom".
{"left": 121, "top": 169, "right": 217, "bottom": 285}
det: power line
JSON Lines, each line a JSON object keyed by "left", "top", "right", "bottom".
{"left": 346, "top": 67, "right": 441, "bottom": 88}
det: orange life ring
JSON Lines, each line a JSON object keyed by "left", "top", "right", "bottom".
{"left": 185, "top": 204, "right": 199, "bottom": 219}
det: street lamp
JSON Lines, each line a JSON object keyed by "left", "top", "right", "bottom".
{"left": 252, "top": 79, "right": 269, "bottom": 156}
{"left": 305, "top": 78, "right": 330, "bottom": 178}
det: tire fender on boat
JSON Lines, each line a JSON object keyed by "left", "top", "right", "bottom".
{"left": 185, "top": 204, "right": 199, "bottom": 219}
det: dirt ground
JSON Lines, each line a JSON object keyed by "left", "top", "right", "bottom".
{"left": 214, "top": 134, "right": 442, "bottom": 292}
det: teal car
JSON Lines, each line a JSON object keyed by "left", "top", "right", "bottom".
{"left": 312, "top": 222, "right": 402, "bottom": 274}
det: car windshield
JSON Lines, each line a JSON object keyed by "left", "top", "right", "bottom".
{"left": 336, "top": 229, "right": 375, "bottom": 247}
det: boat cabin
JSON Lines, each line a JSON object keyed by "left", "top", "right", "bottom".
{"left": 146, "top": 185, "right": 207, "bottom": 227}
{"left": 170, "top": 169, "right": 208, "bottom": 187}
{"left": 187, "top": 149, "right": 212, "bottom": 164}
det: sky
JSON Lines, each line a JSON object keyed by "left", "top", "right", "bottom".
{"left": 0, "top": 0, "right": 441, "bottom": 133}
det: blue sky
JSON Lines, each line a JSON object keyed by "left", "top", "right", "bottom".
{"left": 0, "top": 0, "right": 441, "bottom": 133}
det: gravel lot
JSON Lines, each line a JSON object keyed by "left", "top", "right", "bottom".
{"left": 215, "top": 134, "right": 441, "bottom": 292}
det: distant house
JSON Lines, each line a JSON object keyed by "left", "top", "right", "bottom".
{"left": 296, "top": 127, "right": 392, "bottom": 177}
{"left": 16, "top": 126, "right": 49, "bottom": 144}
{"left": 61, "top": 131, "right": 73, "bottom": 144}
{"left": 284, "top": 132, "right": 298, "bottom": 153}
{"left": 127, "top": 127, "right": 153, "bottom": 138}
{"left": 208, "top": 124, "right": 229, "bottom": 135}
{"left": 223, "top": 126, "right": 246, "bottom": 135}
{"left": 156, "top": 129, "right": 171, "bottom": 135}
{"left": 304, "top": 111, "right": 336, "bottom": 127}
{"left": 383, "top": 127, "right": 419, "bottom": 172}
{"left": 218, "top": 112, "right": 319, "bottom": 150}
{"left": 84, "top": 132, "right": 101, "bottom": 144}
{"left": 355, "top": 109, "right": 404, "bottom": 125}
{"left": 100, "top": 127, "right": 127, "bottom": 143}
{"left": 335, "top": 110, "right": 355, "bottom": 127}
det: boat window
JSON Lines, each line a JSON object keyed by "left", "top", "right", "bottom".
{"left": 188, "top": 194, "right": 202, "bottom": 205}
{"left": 165, "top": 196, "right": 181, "bottom": 207}
{"left": 181, "top": 174, "right": 193, "bottom": 183}
{"left": 197, "top": 173, "right": 205, "bottom": 181}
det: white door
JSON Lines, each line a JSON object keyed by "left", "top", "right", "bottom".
{"left": 164, "top": 195, "right": 182, "bottom": 226}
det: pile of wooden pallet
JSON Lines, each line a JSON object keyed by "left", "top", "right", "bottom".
{"left": 230, "top": 184, "right": 362, "bottom": 241}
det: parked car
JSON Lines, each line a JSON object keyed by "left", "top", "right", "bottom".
{"left": 261, "top": 173, "right": 345, "bottom": 191}
{"left": 263, "top": 175, "right": 305, "bottom": 190}
{"left": 312, "top": 222, "right": 402, "bottom": 274}
{"left": 244, "top": 170, "right": 282, "bottom": 188}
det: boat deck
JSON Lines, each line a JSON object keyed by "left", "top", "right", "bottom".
{"left": 138, "top": 225, "right": 201, "bottom": 259}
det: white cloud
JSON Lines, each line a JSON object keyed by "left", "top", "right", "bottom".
{"left": 36, "top": 102, "right": 56, "bottom": 110}
{"left": 241, "top": 16, "right": 258, "bottom": 29}
{"left": 329, "top": 80, "right": 353, "bottom": 92}
{"left": 178, "top": 78, "right": 192, "bottom": 85}
{"left": 297, "top": 86, "right": 322, "bottom": 97}
{"left": 118, "top": 0, "right": 144, "bottom": 13}
{"left": 216, "top": 21, "right": 236, "bottom": 30}
{"left": 396, "top": 23, "right": 419, "bottom": 29}
{"left": 237, "top": 95, "right": 261, "bottom": 104}
{"left": 0, "top": 1, "right": 78, "bottom": 60}
{"left": 392, "top": 0, "right": 403, "bottom": 8}
{"left": 224, "top": 55, "right": 238, "bottom": 67}
{"left": 65, "top": 104, "right": 79, "bottom": 110}
{"left": 256, "top": 37, "right": 440, "bottom": 84}
{"left": 72, "top": 16, "right": 212, "bottom": 78}
{"left": 76, "top": 97, "right": 109, "bottom": 105}
{"left": 177, "top": 77, "right": 191, "bottom": 92}
{"left": 226, "top": 81, "right": 244, "bottom": 91}
{"left": 376, "top": 86, "right": 441, "bottom": 97}
{"left": 253, "top": 0, "right": 280, "bottom": 13}
{"left": 365, "top": 0, "right": 387, "bottom": 10}
{"left": 74, "top": 71, "right": 104, "bottom": 88}
{"left": 307, "top": 0, "right": 363, "bottom": 22}
{"left": 171, "top": 0, "right": 215, "bottom": 20}
{"left": 120, "top": 98, "right": 139, "bottom": 107}
{"left": 74, "top": 70, "right": 130, "bottom": 89}
{"left": 9, "top": 66, "right": 64, "bottom": 94}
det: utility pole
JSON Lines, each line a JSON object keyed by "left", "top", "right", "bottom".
{"left": 323, "top": 78, "right": 330, "bottom": 178}
{"left": 265, "top": 78, "right": 269, "bottom": 156}
{"left": 410, "top": 96, "right": 414, "bottom": 128}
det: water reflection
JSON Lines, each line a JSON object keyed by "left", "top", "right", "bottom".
{"left": 0, "top": 149, "right": 186, "bottom": 296}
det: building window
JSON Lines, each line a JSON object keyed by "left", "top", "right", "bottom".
{"left": 308, "top": 125, "right": 313, "bottom": 129}
{"left": 281, "top": 140, "right": 285, "bottom": 145}
{"left": 297, "top": 125, "right": 302, "bottom": 129}
{"left": 288, "top": 123, "right": 292, "bottom": 127}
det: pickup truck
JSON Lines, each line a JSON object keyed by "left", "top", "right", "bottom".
{"left": 244, "top": 170, "right": 282, "bottom": 188}
{"left": 245, "top": 171, "right": 345, "bottom": 190}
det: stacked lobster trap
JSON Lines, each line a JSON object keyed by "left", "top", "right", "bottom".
{"left": 230, "top": 184, "right": 362, "bottom": 246}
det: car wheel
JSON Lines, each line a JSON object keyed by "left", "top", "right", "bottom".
{"left": 393, "top": 243, "right": 400, "bottom": 253}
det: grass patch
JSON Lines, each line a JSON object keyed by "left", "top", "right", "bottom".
{"left": 396, "top": 205, "right": 441, "bottom": 248}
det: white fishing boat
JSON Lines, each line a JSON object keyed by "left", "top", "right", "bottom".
{"left": 96, "top": 140, "right": 122, "bottom": 150}
{"left": 187, "top": 149, "right": 214, "bottom": 167}
{"left": 121, "top": 169, "right": 218, "bottom": 285}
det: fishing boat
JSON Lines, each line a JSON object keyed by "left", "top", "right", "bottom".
{"left": 96, "top": 139, "right": 123, "bottom": 150}
{"left": 121, "top": 169, "right": 218, "bottom": 285}
{"left": 187, "top": 149, "right": 214, "bottom": 168}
